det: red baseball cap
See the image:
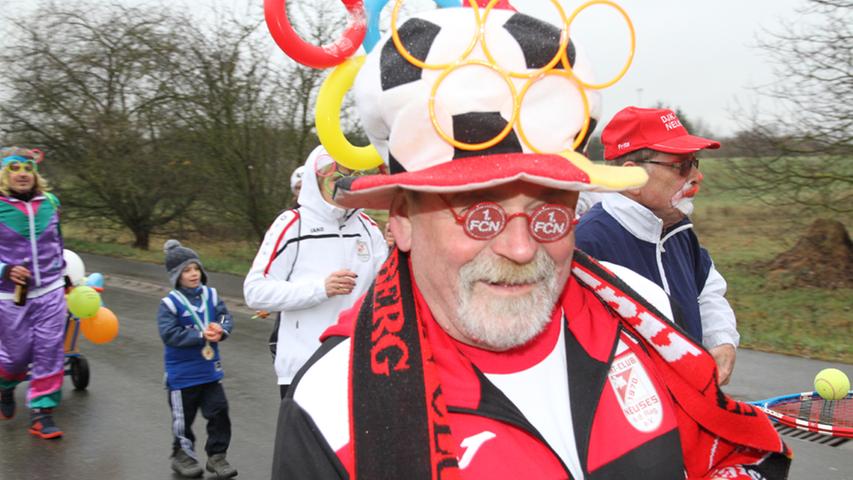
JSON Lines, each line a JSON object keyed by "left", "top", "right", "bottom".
{"left": 601, "top": 106, "right": 720, "bottom": 160}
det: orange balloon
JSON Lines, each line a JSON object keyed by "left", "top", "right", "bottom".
{"left": 81, "top": 307, "right": 119, "bottom": 344}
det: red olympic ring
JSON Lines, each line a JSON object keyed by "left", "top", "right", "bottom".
{"left": 264, "top": 0, "right": 367, "bottom": 69}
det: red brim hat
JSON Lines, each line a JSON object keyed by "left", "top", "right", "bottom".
{"left": 335, "top": 152, "right": 648, "bottom": 210}
{"left": 648, "top": 134, "right": 720, "bottom": 155}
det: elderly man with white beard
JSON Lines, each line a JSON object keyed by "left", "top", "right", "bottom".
{"left": 268, "top": 5, "right": 789, "bottom": 480}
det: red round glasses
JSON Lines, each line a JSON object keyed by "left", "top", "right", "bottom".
{"left": 440, "top": 196, "right": 578, "bottom": 243}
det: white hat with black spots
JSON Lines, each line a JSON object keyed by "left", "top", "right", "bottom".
{"left": 334, "top": 7, "right": 643, "bottom": 209}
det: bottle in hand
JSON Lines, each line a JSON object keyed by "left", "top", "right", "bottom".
{"left": 13, "top": 282, "right": 28, "bottom": 306}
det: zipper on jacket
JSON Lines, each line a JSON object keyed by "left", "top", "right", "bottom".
{"left": 24, "top": 200, "right": 43, "bottom": 287}
{"left": 656, "top": 223, "right": 692, "bottom": 295}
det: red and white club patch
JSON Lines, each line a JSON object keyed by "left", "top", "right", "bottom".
{"left": 608, "top": 352, "right": 663, "bottom": 432}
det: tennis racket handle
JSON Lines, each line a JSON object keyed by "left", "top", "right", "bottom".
{"left": 13, "top": 283, "right": 28, "bottom": 306}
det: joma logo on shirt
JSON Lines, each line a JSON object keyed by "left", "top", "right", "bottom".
{"left": 458, "top": 431, "right": 496, "bottom": 469}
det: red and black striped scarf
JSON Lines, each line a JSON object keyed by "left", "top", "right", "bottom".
{"left": 350, "top": 249, "right": 786, "bottom": 479}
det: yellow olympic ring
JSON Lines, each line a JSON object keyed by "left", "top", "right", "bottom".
{"left": 315, "top": 55, "right": 384, "bottom": 171}
{"left": 386, "top": 0, "right": 634, "bottom": 156}
{"left": 479, "top": 0, "right": 571, "bottom": 79}
{"left": 515, "top": 70, "right": 591, "bottom": 153}
{"left": 390, "top": 0, "right": 482, "bottom": 71}
{"left": 428, "top": 60, "right": 520, "bottom": 151}
{"left": 561, "top": 0, "right": 636, "bottom": 90}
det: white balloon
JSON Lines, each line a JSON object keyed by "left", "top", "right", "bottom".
{"left": 63, "top": 249, "right": 86, "bottom": 286}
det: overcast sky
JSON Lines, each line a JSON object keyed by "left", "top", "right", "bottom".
{"left": 3, "top": 0, "right": 808, "bottom": 136}
{"left": 542, "top": 0, "right": 807, "bottom": 136}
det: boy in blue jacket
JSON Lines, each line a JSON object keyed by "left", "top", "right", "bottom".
{"left": 158, "top": 240, "right": 237, "bottom": 479}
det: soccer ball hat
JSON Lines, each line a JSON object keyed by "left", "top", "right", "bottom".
{"left": 331, "top": 7, "right": 647, "bottom": 209}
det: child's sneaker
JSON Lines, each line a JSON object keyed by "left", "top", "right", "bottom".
{"left": 206, "top": 453, "right": 238, "bottom": 478}
{"left": 171, "top": 449, "right": 203, "bottom": 478}
{"left": 28, "top": 409, "right": 63, "bottom": 439}
{"left": 0, "top": 388, "right": 14, "bottom": 419}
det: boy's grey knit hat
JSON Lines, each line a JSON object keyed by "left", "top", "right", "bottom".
{"left": 163, "top": 239, "right": 207, "bottom": 289}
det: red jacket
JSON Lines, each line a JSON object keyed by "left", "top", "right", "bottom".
{"left": 271, "top": 262, "right": 789, "bottom": 479}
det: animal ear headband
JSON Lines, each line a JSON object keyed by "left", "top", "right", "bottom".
{"left": 1, "top": 147, "right": 45, "bottom": 167}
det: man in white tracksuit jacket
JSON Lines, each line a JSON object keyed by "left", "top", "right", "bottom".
{"left": 244, "top": 146, "right": 387, "bottom": 398}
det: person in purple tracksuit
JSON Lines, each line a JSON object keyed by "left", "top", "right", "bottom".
{"left": 0, "top": 146, "right": 67, "bottom": 439}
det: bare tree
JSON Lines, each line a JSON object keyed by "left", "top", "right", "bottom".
{"left": 0, "top": 1, "right": 201, "bottom": 249}
{"left": 170, "top": 14, "right": 301, "bottom": 240}
{"left": 173, "top": 2, "right": 357, "bottom": 240}
{"left": 0, "top": 1, "right": 403, "bottom": 247}
{"left": 725, "top": 0, "right": 852, "bottom": 215}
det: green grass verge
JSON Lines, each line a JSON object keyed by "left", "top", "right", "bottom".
{"left": 694, "top": 159, "right": 851, "bottom": 363}
{"left": 725, "top": 271, "right": 851, "bottom": 361}
{"left": 63, "top": 225, "right": 257, "bottom": 276}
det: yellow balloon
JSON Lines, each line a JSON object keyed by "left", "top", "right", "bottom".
{"left": 315, "top": 55, "right": 384, "bottom": 171}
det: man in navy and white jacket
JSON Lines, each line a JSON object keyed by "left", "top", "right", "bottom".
{"left": 576, "top": 106, "right": 739, "bottom": 385}
{"left": 243, "top": 146, "right": 387, "bottom": 399}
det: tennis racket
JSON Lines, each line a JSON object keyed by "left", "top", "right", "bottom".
{"left": 749, "top": 391, "right": 852, "bottom": 438}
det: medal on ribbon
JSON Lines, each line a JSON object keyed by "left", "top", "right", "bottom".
{"left": 201, "top": 343, "right": 215, "bottom": 360}
{"left": 172, "top": 288, "right": 216, "bottom": 361}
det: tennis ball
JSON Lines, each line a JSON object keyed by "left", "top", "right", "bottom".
{"left": 814, "top": 368, "right": 850, "bottom": 401}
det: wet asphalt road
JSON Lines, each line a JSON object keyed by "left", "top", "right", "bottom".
{"left": 0, "top": 253, "right": 849, "bottom": 479}
{"left": 0, "top": 255, "right": 280, "bottom": 479}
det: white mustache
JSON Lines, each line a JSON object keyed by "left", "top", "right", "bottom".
{"left": 461, "top": 249, "right": 556, "bottom": 288}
